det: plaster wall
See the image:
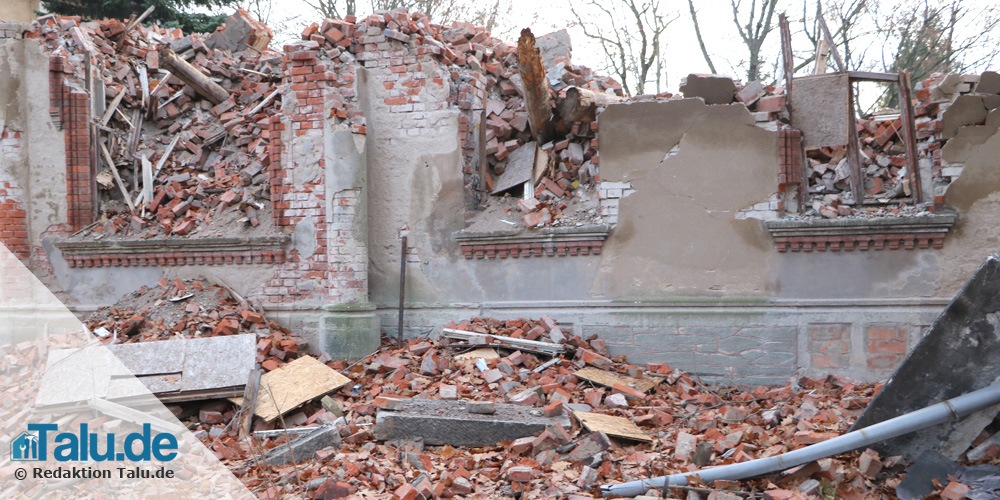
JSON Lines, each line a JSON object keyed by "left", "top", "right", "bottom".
{"left": 0, "top": 1, "right": 39, "bottom": 22}
{"left": 0, "top": 37, "right": 67, "bottom": 249}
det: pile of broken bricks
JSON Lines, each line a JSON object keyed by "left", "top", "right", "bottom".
{"left": 40, "top": 10, "right": 280, "bottom": 238}
{"left": 803, "top": 71, "right": 1000, "bottom": 220}
{"left": 300, "top": 13, "right": 622, "bottom": 230}
{"left": 143, "top": 315, "right": 925, "bottom": 498}
{"left": 84, "top": 276, "right": 307, "bottom": 373}
{"left": 15, "top": 300, "right": 1000, "bottom": 498}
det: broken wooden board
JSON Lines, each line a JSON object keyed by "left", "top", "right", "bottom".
{"left": 441, "top": 328, "right": 564, "bottom": 356}
{"left": 851, "top": 255, "right": 1000, "bottom": 460}
{"left": 573, "top": 411, "right": 653, "bottom": 443}
{"left": 573, "top": 366, "right": 660, "bottom": 393}
{"left": 454, "top": 347, "right": 500, "bottom": 361}
{"left": 492, "top": 141, "right": 536, "bottom": 194}
{"left": 248, "top": 356, "right": 351, "bottom": 422}
{"left": 35, "top": 334, "right": 256, "bottom": 408}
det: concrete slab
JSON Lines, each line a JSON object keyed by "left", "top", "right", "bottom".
{"left": 374, "top": 399, "right": 570, "bottom": 447}
{"left": 792, "top": 74, "right": 850, "bottom": 149}
{"left": 851, "top": 255, "right": 1000, "bottom": 459}
{"left": 943, "top": 94, "right": 991, "bottom": 139}
{"left": 264, "top": 423, "right": 342, "bottom": 465}
{"left": 974, "top": 71, "right": 1000, "bottom": 95}
{"left": 680, "top": 74, "right": 737, "bottom": 105}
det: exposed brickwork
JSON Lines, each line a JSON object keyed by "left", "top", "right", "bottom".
{"left": 774, "top": 232, "right": 947, "bottom": 252}
{"left": 62, "top": 88, "right": 94, "bottom": 230}
{"left": 597, "top": 181, "right": 635, "bottom": 224}
{"left": 807, "top": 324, "right": 851, "bottom": 369}
{"left": 460, "top": 240, "right": 604, "bottom": 259}
{"left": 64, "top": 250, "right": 286, "bottom": 268}
{"left": 0, "top": 179, "right": 29, "bottom": 261}
{"left": 865, "top": 325, "right": 908, "bottom": 370}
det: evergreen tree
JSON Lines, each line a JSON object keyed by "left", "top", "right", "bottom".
{"left": 42, "top": 0, "right": 239, "bottom": 33}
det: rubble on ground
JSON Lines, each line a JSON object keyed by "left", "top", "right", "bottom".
{"left": 84, "top": 277, "right": 306, "bottom": 371}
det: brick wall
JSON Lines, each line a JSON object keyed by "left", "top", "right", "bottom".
{"left": 0, "top": 128, "right": 29, "bottom": 261}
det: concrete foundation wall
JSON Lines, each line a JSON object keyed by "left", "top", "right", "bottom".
{"left": 366, "top": 93, "right": 1000, "bottom": 384}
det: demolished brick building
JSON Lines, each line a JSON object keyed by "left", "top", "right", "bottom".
{"left": 2, "top": 8, "right": 1000, "bottom": 389}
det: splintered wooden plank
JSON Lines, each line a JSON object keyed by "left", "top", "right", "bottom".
{"left": 254, "top": 356, "right": 351, "bottom": 422}
{"left": 573, "top": 366, "right": 660, "bottom": 393}
{"left": 574, "top": 411, "right": 653, "bottom": 443}
{"left": 454, "top": 347, "right": 500, "bottom": 361}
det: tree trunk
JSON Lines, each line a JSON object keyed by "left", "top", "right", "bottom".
{"left": 159, "top": 46, "right": 230, "bottom": 105}
{"left": 555, "top": 86, "right": 624, "bottom": 127}
{"left": 517, "top": 28, "right": 554, "bottom": 144}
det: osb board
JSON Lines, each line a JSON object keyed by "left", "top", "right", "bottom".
{"left": 454, "top": 347, "right": 500, "bottom": 361}
{"left": 573, "top": 367, "right": 659, "bottom": 393}
{"left": 253, "top": 356, "right": 351, "bottom": 422}
{"left": 574, "top": 411, "right": 653, "bottom": 443}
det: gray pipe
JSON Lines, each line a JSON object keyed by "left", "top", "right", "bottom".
{"left": 602, "top": 382, "right": 1000, "bottom": 497}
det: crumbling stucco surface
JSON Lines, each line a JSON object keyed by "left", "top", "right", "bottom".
{"left": 0, "top": 37, "right": 67, "bottom": 248}
{"left": 594, "top": 99, "right": 775, "bottom": 298}
{"left": 363, "top": 64, "right": 464, "bottom": 305}
{"left": 939, "top": 130, "right": 1000, "bottom": 293}
{"left": 792, "top": 74, "right": 849, "bottom": 149}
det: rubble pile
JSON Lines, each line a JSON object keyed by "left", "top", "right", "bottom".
{"left": 40, "top": 10, "right": 281, "bottom": 238}
{"left": 161, "top": 315, "right": 911, "bottom": 499}
{"left": 84, "top": 277, "right": 306, "bottom": 371}
{"left": 297, "top": 11, "right": 624, "bottom": 229}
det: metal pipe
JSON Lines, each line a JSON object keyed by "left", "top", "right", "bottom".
{"left": 602, "top": 382, "right": 1000, "bottom": 497}
{"left": 397, "top": 226, "right": 409, "bottom": 349}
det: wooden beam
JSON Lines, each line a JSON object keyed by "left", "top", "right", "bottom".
{"left": 99, "top": 87, "right": 126, "bottom": 126}
{"left": 441, "top": 328, "right": 564, "bottom": 356}
{"left": 813, "top": 39, "right": 829, "bottom": 74}
{"left": 159, "top": 46, "right": 230, "bottom": 104}
{"left": 898, "top": 71, "right": 923, "bottom": 203}
{"left": 99, "top": 142, "right": 136, "bottom": 212}
{"left": 848, "top": 71, "right": 899, "bottom": 82}
{"left": 238, "top": 369, "right": 262, "bottom": 439}
{"left": 846, "top": 82, "right": 865, "bottom": 204}
{"left": 516, "top": 28, "right": 554, "bottom": 145}
{"left": 817, "top": 16, "right": 845, "bottom": 73}
{"left": 779, "top": 13, "right": 794, "bottom": 112}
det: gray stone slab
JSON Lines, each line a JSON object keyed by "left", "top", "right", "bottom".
{"left": 851, "top": 255, "right": 1000, "bottom": 459}
{"left": 374, "top": 399, "right": 569, "bottom": 447}
{"left": 264, "top": 423, "right": 342, "bottom": 465}
{"left": 680, "top": 74, "right": 736, "bottom": 105}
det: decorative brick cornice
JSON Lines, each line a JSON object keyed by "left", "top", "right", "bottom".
{"left": 56, "top": 236, "right": 289, "bottom": 268}
{"left": 455, "top": 225, "right": 610, "bottom": 259}
{"left": 765, "top": 212, "right": 957, "bottom": 252}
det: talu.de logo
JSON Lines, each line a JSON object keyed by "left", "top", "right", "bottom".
{"left": 11, "top": 423, "right": 178, "bottom": 462}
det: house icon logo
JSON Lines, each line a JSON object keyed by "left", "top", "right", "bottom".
{"left": 11, "top": 431, "right": 40, "bottom": 461}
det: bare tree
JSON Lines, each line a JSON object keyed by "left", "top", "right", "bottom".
{"left": 687, "top": 0, "right": 778, "bottom": 82}
{"left": 799, "top": 0, "right": 871, "bottom": 73}
{"left": 569, "top": 0, "right": 675, "bottom": 96}
{"left": 687, "top": 0, "right": 718, "bottom": 75}
{"left": 302, "top": 0, "right": 357, "bottom": 19}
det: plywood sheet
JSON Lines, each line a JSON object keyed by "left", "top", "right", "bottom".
{"left": 573, "top": 366, "right": 659, "bottom": 393}
{"left": 574, "top": 411, "right": 653, "bottom": 443}
{"left": 254, "top": 356, "right": 351, "bottom": 422}
{"left": 492, "top": 141, "right": 536, "bottom": 194}
{"left": 454, "top": 347, "right": 500, "bottom": 361}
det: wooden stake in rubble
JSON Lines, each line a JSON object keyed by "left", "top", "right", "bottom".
{"left": 517, "top": 28, "right": 554, "bottom": 145}
{"left": 159, "top": 46, "right": 231, "bottom": 105}
{"left": 397, "top": 225, "right": 409, "bottom": 349}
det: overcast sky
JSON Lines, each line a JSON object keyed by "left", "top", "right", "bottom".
{"left": 248, "top": 0, "right": 761, "bottom": 92}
